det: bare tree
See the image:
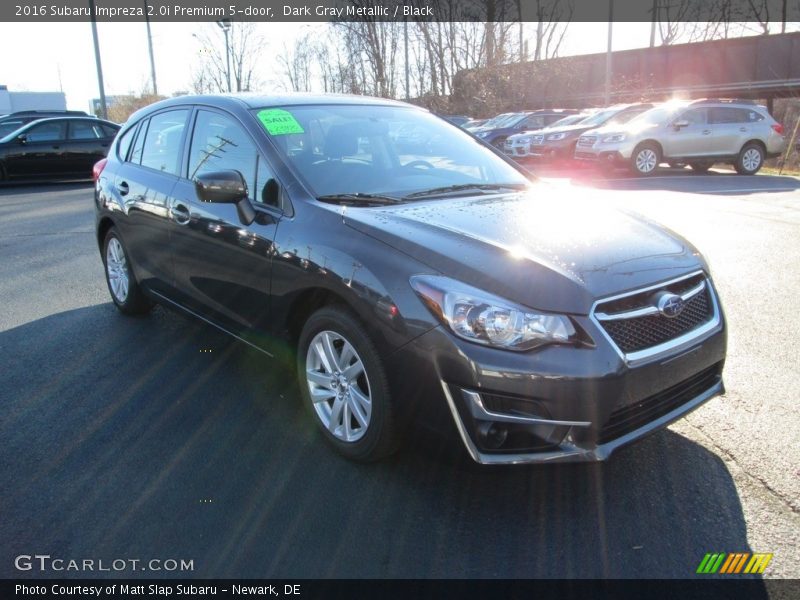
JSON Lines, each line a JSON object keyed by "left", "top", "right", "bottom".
{"left": 277, "top": 33, "right": 316, "bottom": 92}
{"left": 655, "top": 0, "right": 693, "bottom": 45}
{"left": 334, "top": 5, "right": 402, "bottom": 98}
{"left": 529, "top": 0, "right": 574, "bottom": 60}
{"left": 743, "top": 0, "right": 771, "bottom": 33}
{"left": 191, "top": 23, "right": 265, "bottom": 94}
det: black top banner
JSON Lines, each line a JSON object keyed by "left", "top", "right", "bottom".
{"left": 3, "top": 0, "right": 800, "bottom": 23}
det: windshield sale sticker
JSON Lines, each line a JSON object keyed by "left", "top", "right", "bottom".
{"left": 257, "top": 109, "right": 305, "bottom": 135}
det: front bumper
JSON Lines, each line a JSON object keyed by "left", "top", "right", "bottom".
{"left": 505, "top": 139, "right": 544, "bottom": 158}
{"left": 386, "top": 284, "right": 726, "bottom": 465}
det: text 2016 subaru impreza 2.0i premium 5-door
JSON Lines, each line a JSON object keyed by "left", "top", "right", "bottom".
{"left": 94, "top": 94, "right": 726, "bottom": 464}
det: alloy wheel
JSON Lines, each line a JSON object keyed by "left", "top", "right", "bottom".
{"left": 106, "top": 237, "right": 130, "bottom": 303}
{"left": 742, "top": 148, "right": 762, "bottom": 172}
{"left": 635, "top": 148, "right": 658, "bottom": 174}
{"left": 305, "top": 330, "right": 372, "bottom": 443}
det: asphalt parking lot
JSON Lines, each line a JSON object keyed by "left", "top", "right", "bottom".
{"left": 1, "top": 171, "right": 798, "bottom": 580}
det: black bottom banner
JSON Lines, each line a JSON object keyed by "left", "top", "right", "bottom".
{"left": 4, "top": 579, "right": 800, "bottom": 600}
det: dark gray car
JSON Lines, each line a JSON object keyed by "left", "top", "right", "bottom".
{"left": 94, "top": 94, "right": 726, "bottom": 464}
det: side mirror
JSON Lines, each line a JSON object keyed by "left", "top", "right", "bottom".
{"left": 673, "top": 120, "right": 689, "bottom": 130}
{"left": 194, "top": 170, "right": 255, "bottom": 225}
{"left": 194, "top": 170, "right": 248, "bottom": 204}
{"left": 17, "top": 134, "right": 28, "bottom": 144}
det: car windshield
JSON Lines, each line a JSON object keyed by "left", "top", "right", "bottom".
{"left": 607, "top": 108, "right": 650, "bottom": 126}
{"left": 502, "top": 113, "right": 530, "bottom": 128}
{"left": 548, "top": 114, "right": 588, "bottom": 128}
{"left": 254, "top": 104, "right": 529, "bottom": 200}
{"left": 627, "top": 104, "right": 688, "bottom": 126}
{"left": 482, "top": 113, "right": 515, "bottom": 128}
{"left": 573, "top": 109, "right": 619, "bottom": 128}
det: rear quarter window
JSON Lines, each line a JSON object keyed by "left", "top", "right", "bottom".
{"left": 116, "top": 124, "right": 137, "bottom": 161}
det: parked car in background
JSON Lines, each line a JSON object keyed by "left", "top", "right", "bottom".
{"left": 465, "top": 112, "right": 516, "bottom": 132}
{"left": 472, "top": 109, "right": 580, "bottom": 148}
{"left": 575, "top": 99, "right": 785, "bottom": 175}
{"left": 0, "top": 110, "right": 90, "bottom": 139}
{"left": 508, "top": 103, "right": 653, "bottom": 163}
{"left": 441, "top": 114, "right": 472, "bottom": 127}
{"left": 94, "top": 93, "right": 726, "bottom": 465}
{"left": 462, "top": 118, "right": 488, "bottom": 130}
{"left": 0, "top": 116, "right": 119, "bottom": 181}
{"left": 504, "top": 112, "right": 594, "bottom": 159}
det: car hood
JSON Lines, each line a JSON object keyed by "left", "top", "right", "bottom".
{"left": 343, "top": 187, "right": 704, "bottom": 314}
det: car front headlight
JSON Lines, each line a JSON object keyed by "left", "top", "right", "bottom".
{"left": 546, "top": 132, "right": 567, "bottom": 141}
{"left": 515, "top": 136, "right": 531, "bottom": 144}
{"left": 601, "top": 133, "right": 626, "bottom": 143}
{"left": 410, "top": 275, "right": 577, "bottom": 352}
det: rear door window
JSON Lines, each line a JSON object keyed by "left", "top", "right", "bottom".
{"left": 139, "top": 109, "right": 189, "bottom": 175}
{"left": 68, "top": 121, "right": 105, "bottom": 140}
{"left": 709, "top": 107, "right": 748, "bottom": 124}
{"left": 25, "top": 120, "right": 67, "bottom": 142}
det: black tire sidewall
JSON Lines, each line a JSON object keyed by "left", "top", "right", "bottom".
{"left": 296, "top": 306, "right": 396, "bottom": 462}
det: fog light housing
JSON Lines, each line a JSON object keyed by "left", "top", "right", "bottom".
{"left": 478, "top": 422, "right": 509, "bottom": 449}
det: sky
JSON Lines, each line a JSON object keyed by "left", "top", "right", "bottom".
{"left": 0, "top": 21, "right": 796, "bottom": 112}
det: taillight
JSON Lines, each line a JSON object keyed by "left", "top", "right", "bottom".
{"left": 772, "top": 123, "right": 784, "bottom": 135}
{"left": 92, "top": 158, "right": 108, "bottom": 182}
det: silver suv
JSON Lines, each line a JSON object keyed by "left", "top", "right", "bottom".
{"left": 574, "top": 99, "right": 786, "bottom": 175}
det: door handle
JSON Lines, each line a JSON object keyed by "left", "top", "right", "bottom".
{"left": 702, "top": 130, "right": 712, "bottom": 135}
{"left": 117, "top": 181, "right": 129, "bottom": 196}
{"left": 170, "top": 202, "right": 191, "bottom": 225}
{"left": 739, "top": 127, "right": 748, "bottom": 132}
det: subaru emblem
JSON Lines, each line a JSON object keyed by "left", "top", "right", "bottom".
{"left": 657, "top": 293, "right": 686, "bottom": 318}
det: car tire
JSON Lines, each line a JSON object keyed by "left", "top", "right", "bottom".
{"left": 102, "top": 228, "right": 153, "bottom": 315}
{"left": 689, "top": 161, "right": 713, "bottom": 173}
{"left": 297, "top": 306, "right": 399, "bottom": 462}
{"left": 735, "top": 143, "right": 765, "bottom": 175}
{"left": 631, "top": 142, "right": 661, "bottom": 176}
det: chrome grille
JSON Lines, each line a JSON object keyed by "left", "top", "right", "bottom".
{"left": 594, "top": 273, "right": 717, "bottom": 357}
{"left": 577, "top": 135, "right": 596, "bottom": 147}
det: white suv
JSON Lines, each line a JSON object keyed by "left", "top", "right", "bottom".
{"left": 574, "top": 99, "right": 786, "bottom": 176}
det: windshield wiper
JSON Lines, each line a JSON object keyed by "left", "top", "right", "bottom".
{"left": 403, "top": 183, "right": 528, "bottom": 200}
{"left": 316, "top": 193, "right": 405, "bottom": 207}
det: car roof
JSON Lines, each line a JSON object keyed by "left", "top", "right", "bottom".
{"left": 141, "top": 92, "right": 417, "bottom": 112}
{"left": 125, "top": 93, "right": 426, "bottom": 127}
{"left": 14, "top": 116, "right": 119, "bottom": 128}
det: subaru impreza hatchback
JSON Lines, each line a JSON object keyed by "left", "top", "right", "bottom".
{"left": 94, "top": 94, "right": 726, "bottom": 464}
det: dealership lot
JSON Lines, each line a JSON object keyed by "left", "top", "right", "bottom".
{"left": 1, "top": 173, "right": 798, "bottom": 578}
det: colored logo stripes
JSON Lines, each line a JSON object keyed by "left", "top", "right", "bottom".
{"left": 696, "top": 552, "right": 773, "bottom": 574}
